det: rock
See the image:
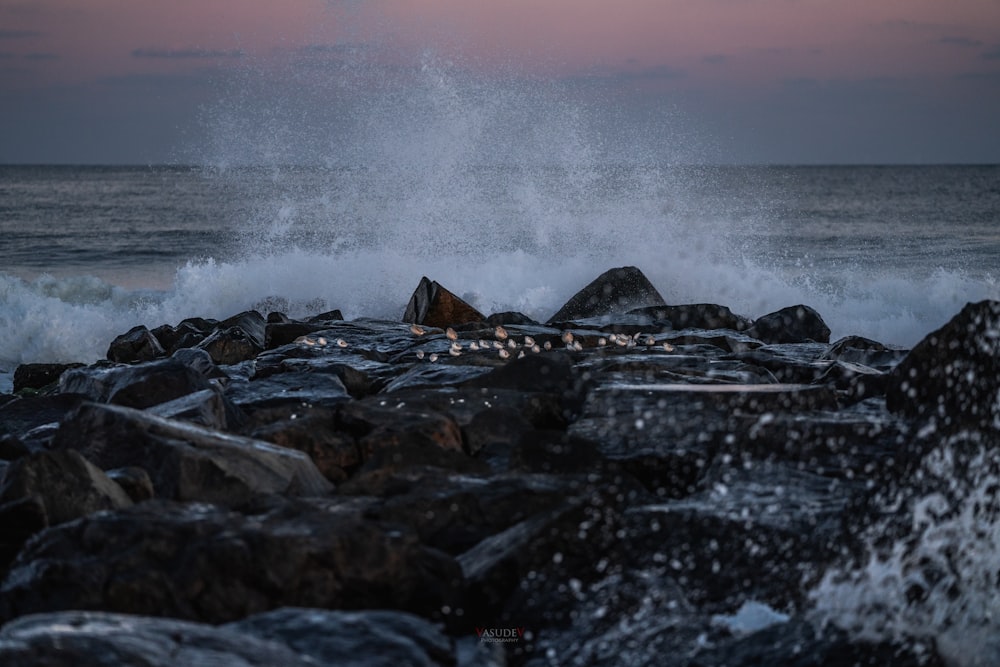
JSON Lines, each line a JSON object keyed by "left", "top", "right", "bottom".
{"left": 106, "top": 324, "right": 166, "bottom": 363}
{"left": 0, "top": 449, "right": 132, "bottom": 525}
{"left": 547, "top": 266, "right": 666, "bottom": 323}
{"left": 148, "top": 386, "right": 246, "bottom": 431}
{"left": 196, "top": 326, "right": 264, "bottom": 365}
{"left": 58, "top": 353, "right": 216, "bottom": 410}
{"left": 0, "top": 434, "right": 28, "bottom": 461}
{"left": 151, "top": 321, "right": 207, "bottom": 353}
{"left": 629, "top": 303, "right": 752, "bottom": 331}
{"left": 228, "top": 607, "right": 456, "bottom": 667}
{"left": 886, "top": 300, "right": 1000, "bottom": 426}
{"left": 0, "top": 393, "right": 85, "bottom": 443}
{"left": 51, "top": 402, "right": 332, "bottom": 505}
{"left": 0, "top": 496, "right": 46, "bottom": 572}
{"left": 0, "top": 499, "right": 463, "bottom": 624}
{"left": 220, "top": 310, "right": 267, "bottom": 347}
{"left": 746, "top": 304, "right": 831, "bottom": 344}
{"left": 264, "top": 321, "right": 331, "bottom": 349}
{"left": 306, "top": 309, "right": 344, "bottom": 323}
{"left": 403, "top": 276, "right": 486, "bottom": 328}
{"left": 0, "top": 610, "right": 321, "bottom": 667}
{"left": 225, "top": 371, "right": 352, "bottom": 413}
{"left": 245, "top": 405, "right": 360, "bottom": 483}
{"left": 106, "top": 466, "right": 155, "bottom": 503}
{"left": 486, "top": 311, "right": 539, "bottom": 326}
{"left": 12, "top": 362, "right": 85, "bottom": 393}
{"left": 266, "top": 311, "right": 290, "bottom": 324}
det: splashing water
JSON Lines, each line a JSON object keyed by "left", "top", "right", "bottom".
{"left": 810, "top": 429, "right": 1000, "bottom": 667}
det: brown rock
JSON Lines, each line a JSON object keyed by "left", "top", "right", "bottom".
{"left": 402, "top": 276, "right": 485, "bottom": 328}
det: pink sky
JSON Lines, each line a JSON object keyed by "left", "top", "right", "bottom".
{"left": 2, "top": 0, "right": 999, "bottom": 162}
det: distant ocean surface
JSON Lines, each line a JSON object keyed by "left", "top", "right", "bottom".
{"left": 1, "top": 163, "right": 999, "bottom": 389}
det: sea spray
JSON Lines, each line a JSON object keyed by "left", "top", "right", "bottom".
{"left": 809, "top": 428, "right": 1000, "bottom": 667}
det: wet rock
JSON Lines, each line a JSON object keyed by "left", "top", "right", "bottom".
{"left": 12, "top": 362, "right": 85, "bottom": 393}
{"left": 383, "top": 363, "right": 495, "bottom": 393}
{"left": 404, "top": 276, "right": 486, "bottom": 328}
{"left": 148, "top": 386, "right": 246, "bottom": 431}
{"left": 630, "top": 303, "right": 751, "bottom": 331}
{"left": 106, "top": 324, "right": 166, "bottom": 363}
{"left": 266, "top": 311, "right": 290, "bottom": 324}
{"left": 225, "top": 371, "right": 353, "bottom": 412}
{"left": 547, "top": 266, "right": 666, "bottom": 323}
{"left": 227, "top": 607, "right": 456, "bottom": 667}
{"left": 306, "top": 308, "right": 344, "bottom": 323}
{"left": 196, "top": 325, "right": 264, "bottom": 365}
{"left": 58, "top": 353, "right": 216, "bottom": 410}
{"left": 886, "top": 299, "right": 1000, "bottom": 426}
{"left": 0, "top": 449, "right": 132, "bottom": 525}
{"left": 0, "top": 610, "right": 321, "bottom": 667}
{"left": 0, "top": 499, "right": 462, "bottom": 624}
{"left": 0, "top": 434, "right": 28, "bottom": 461}
{"left": 0, "top": 393, "right": 85, "bottom": 444}
{"left": 487, "top": 311, "right": 540, "bottom": 326}
{"left": 819, "top": 335, "right": 905, "bottom": 369}
{"left": 151, "top": 321, "right": 207, "bottom": 353}
{"left": 746, "top": 304, "right": 832, "bottom": 344}
{"left": 245, "top": 405, "right": 360, "bottom": 483}
{"left": 264, "top": 321, "right": 331, "bottom": 348}
{"left": 0, "top": 496, "right": 46, "bottom": 572}
{"left": 106, "top": 466, "right": 155, "bottom": 503}
{"left": 51, "top": 402, "right": 332, "bottom": 505}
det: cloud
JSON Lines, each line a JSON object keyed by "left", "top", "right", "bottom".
{"left": 131, "top": 47, "right": 244, "bottom": 59}
{"left": 939, "top": 36, "right": 983, "bottom": 48}
{"left": 984, "top": 46, "right": 1000, "bottom": 60}
{"left": 0, "top": 29, "right": 40, "bottom": 39}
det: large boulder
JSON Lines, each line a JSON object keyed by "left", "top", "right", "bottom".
{"left": 12, "top": 362, "right": 85, "bottom": 393}
{"left": 0, "top": 499, "right": 463, "bottom": 625}
{"left": 51, "top": 402, "right": 332, "bottom": 505}
{"left": 106, "top": 325, "right": 165, "bottom": 363}
{"left": 403, "top": 276, "right": 486, "bottom": 328}
{"left": 886, "top": 300, "right": 1000, "bottom": 426}
{"left": 547, "top": 266, "right": 666, "bottom": 323}
{"left": 746, "top": 304, "right": 831, "bottom": 344}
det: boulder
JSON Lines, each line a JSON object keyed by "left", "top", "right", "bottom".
{"left": 12, "top": 362, "right": 85, "bottom": 393}
{"left": 0, "top": 610, "right": 321, "bottom": 667}
{"left": 58, "top": 353, "right": 216, "bottom": 409}
{"left": 0, "top": 499, "right": 463, "bottom": 624}
{"left": 306, "top": 308, "right": 344, "bottom": 323}
{"left": 228, "top": 607, "right": 455, "bottom": 667}
{"left": 106, "top": 466, "right": 155, "bottom": 503}
{"left": 629, "top": 303, "right": 751, "bottom": 331}
{"left": 151, "top": 321, "right": 207, "bottom": 353}
{"left": 746, "top": 304, "right": 831, "bottom": 344}
{"left": 148, "top": 386, "right": 245, "bottom": 431}
{"left": 196, "top": 326, "right": 264, "bottom": 365}
{"left": 51, "top": 402, "right": 332, "bottom": 505}
{"left": 486, "top": 311, "right": 539, "bottom": 326}
{"left": 0, "top": 496, "right": 46, "bottom": 572}
{"left": 886, "top": 300, "right": 1000, "bottom": 426}
{"left": 246, "top": 405, "right": 360, "bottom": 482}
{"left": 403, "top": 276, "right": 485, "bottom": 328}
{"left": 547, "top": 266, "right": 666, "bottom": 323}
{"left": 0, "top": 449, "right": 132, "bottom": 525}
{"left": 106, "top": 325, "right": 165, "bottom": 363}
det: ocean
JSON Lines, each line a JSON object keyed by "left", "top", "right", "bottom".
{"left": 2, "top": 162, "right": 999, "bottom": 391}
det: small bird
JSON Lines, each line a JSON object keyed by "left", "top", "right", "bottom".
{"left": 494, "top": 325, "right": 509, "bottom": 341}
{"left": 523, "top": 335, "right": 536, "bottom": 347}
{"left": 507, "top": 339, "right": 517, "bottom": 349}
{"left": 416, "top": 350, "right": 426, "bottom": 359}
{"left": 446, "top": 327, "right": 458, "bottom": 341}
{"left": 543, "top": 341, "right": 552, "bottom": 351}
{"left": 449, "top": 348, "right": 462, "bottom": 357}
{"left": 517, "top": 350, "right": 526, "bottom": 359}
{"left": 410, "top": 324, "right": 426, "bottom": 336}
{"left": 662, "top": 342, "right": 675, "bottom": 352}
{"left": 469, "top": 341, "right": 480, "bottom": 351}
{"left": 499, "top": 349, "right": 510, "bottom": 359}
{"left": 561, "top": 331, "right": 574, "bottom": 345}
{"left": 336, "top": 338, "right": 348, "bottom": 348}
{"left": 316, "top": 337, "right": 328, "bottom": 346}
{"left": 530, "top": 344, "right": 541, "bottom": 354}
{"left": 598, "top": 337, "right": 608, "bottom": 347}
{"left": 429, "top": 353, "right": 439, "bottom": 362}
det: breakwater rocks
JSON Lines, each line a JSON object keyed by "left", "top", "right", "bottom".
{"left": 0, "top": 265, "right": 996, "bottom": 666}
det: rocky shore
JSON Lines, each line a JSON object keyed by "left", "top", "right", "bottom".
{"left": 1, "top": 265, "right": 997, "bottom": 666}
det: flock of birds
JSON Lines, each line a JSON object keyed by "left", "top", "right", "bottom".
{"left": 296, "top": 323, "right": 675, "bottom": 363}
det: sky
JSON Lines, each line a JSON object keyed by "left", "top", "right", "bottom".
{"left": 1, "top": 0, "right": 999, "bottom": 165}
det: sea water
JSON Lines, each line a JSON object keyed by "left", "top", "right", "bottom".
{"left": 2, "top": 55, "right": 1000, "bottom": 666}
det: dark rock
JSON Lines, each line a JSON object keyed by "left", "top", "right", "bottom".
{"left": 106, "top": 466, "right": 155, "bottom": 503}
{"left": 463, "top": 350, "right": 581, "bottom": 397}
{"left": 246, "top": 405, "right": 360, "bottom": 483}
{"left": 264, "top": 321, "right": 331, "bottom": 349}
{"left": 51, "top": 402, "right": 332, "bottom": 504}
{"left": 0, "top": 434, "right": 28, "bottom": 461}
{"left": 383, "top": 363, "right": 495, "bottom": 393}
{"left": 0, "top": 496, "right": 46, "bottom": 573}
{"left": 225, "top": 371, "right": 352, "bottom": 412}
{"left": 746, "top": 304, "right": 832, "bottom": 344}
{"left": 148, "top": 386, "right": 246, "bottom": 431}
{"left": 0, "top": 610, "right": 322, "bottom": 667}
{"left": 266, "top": 311, "right": 290, "bottom": 324}
{"left": 220, "top": 310, "right": 267, "bottom": 347}
{"left": 547, "top": 266, "right": 666, "bottom": 323}
{"left": 0, "top": 499, "right": 463, "bottom": 624}
{"left": 12, "top": 362, "right": 85, "bottom": 393}
{"left": 0, "top": 449, "right": 132, "bottom": 525}
{"left": 106, "top": 324, "right": 166, "bottom": 363}
{"left": 58, "top": 354, "right": 215, "bottom": 409}
{"left": 227, "top": 607, "right": 456, "bottom": 667}
{"left": 486, "top": 311, "right": 540, "bottom": 326}
{"left": 253, "top": 357, "right": 372, "bottom": 398}
{"left": 886, "top": 299, "right": 1000, "bottom": 426}
{"left": 630, "top": 303, "right": 751, "bottom": 331}
{"left": 151, "top": 321, "right": 207, "bottom": 353}
{"left": 0, "top": 393, "right": 86, "bottom": 443}
{"left": 196, "top": 325, "right": 264, "bottom": 365}
{"left": 306, "top": 309, "right": 344, "bottom": 323}
{"left": 403, "top": 276, "right": 486, "bottom": 328}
